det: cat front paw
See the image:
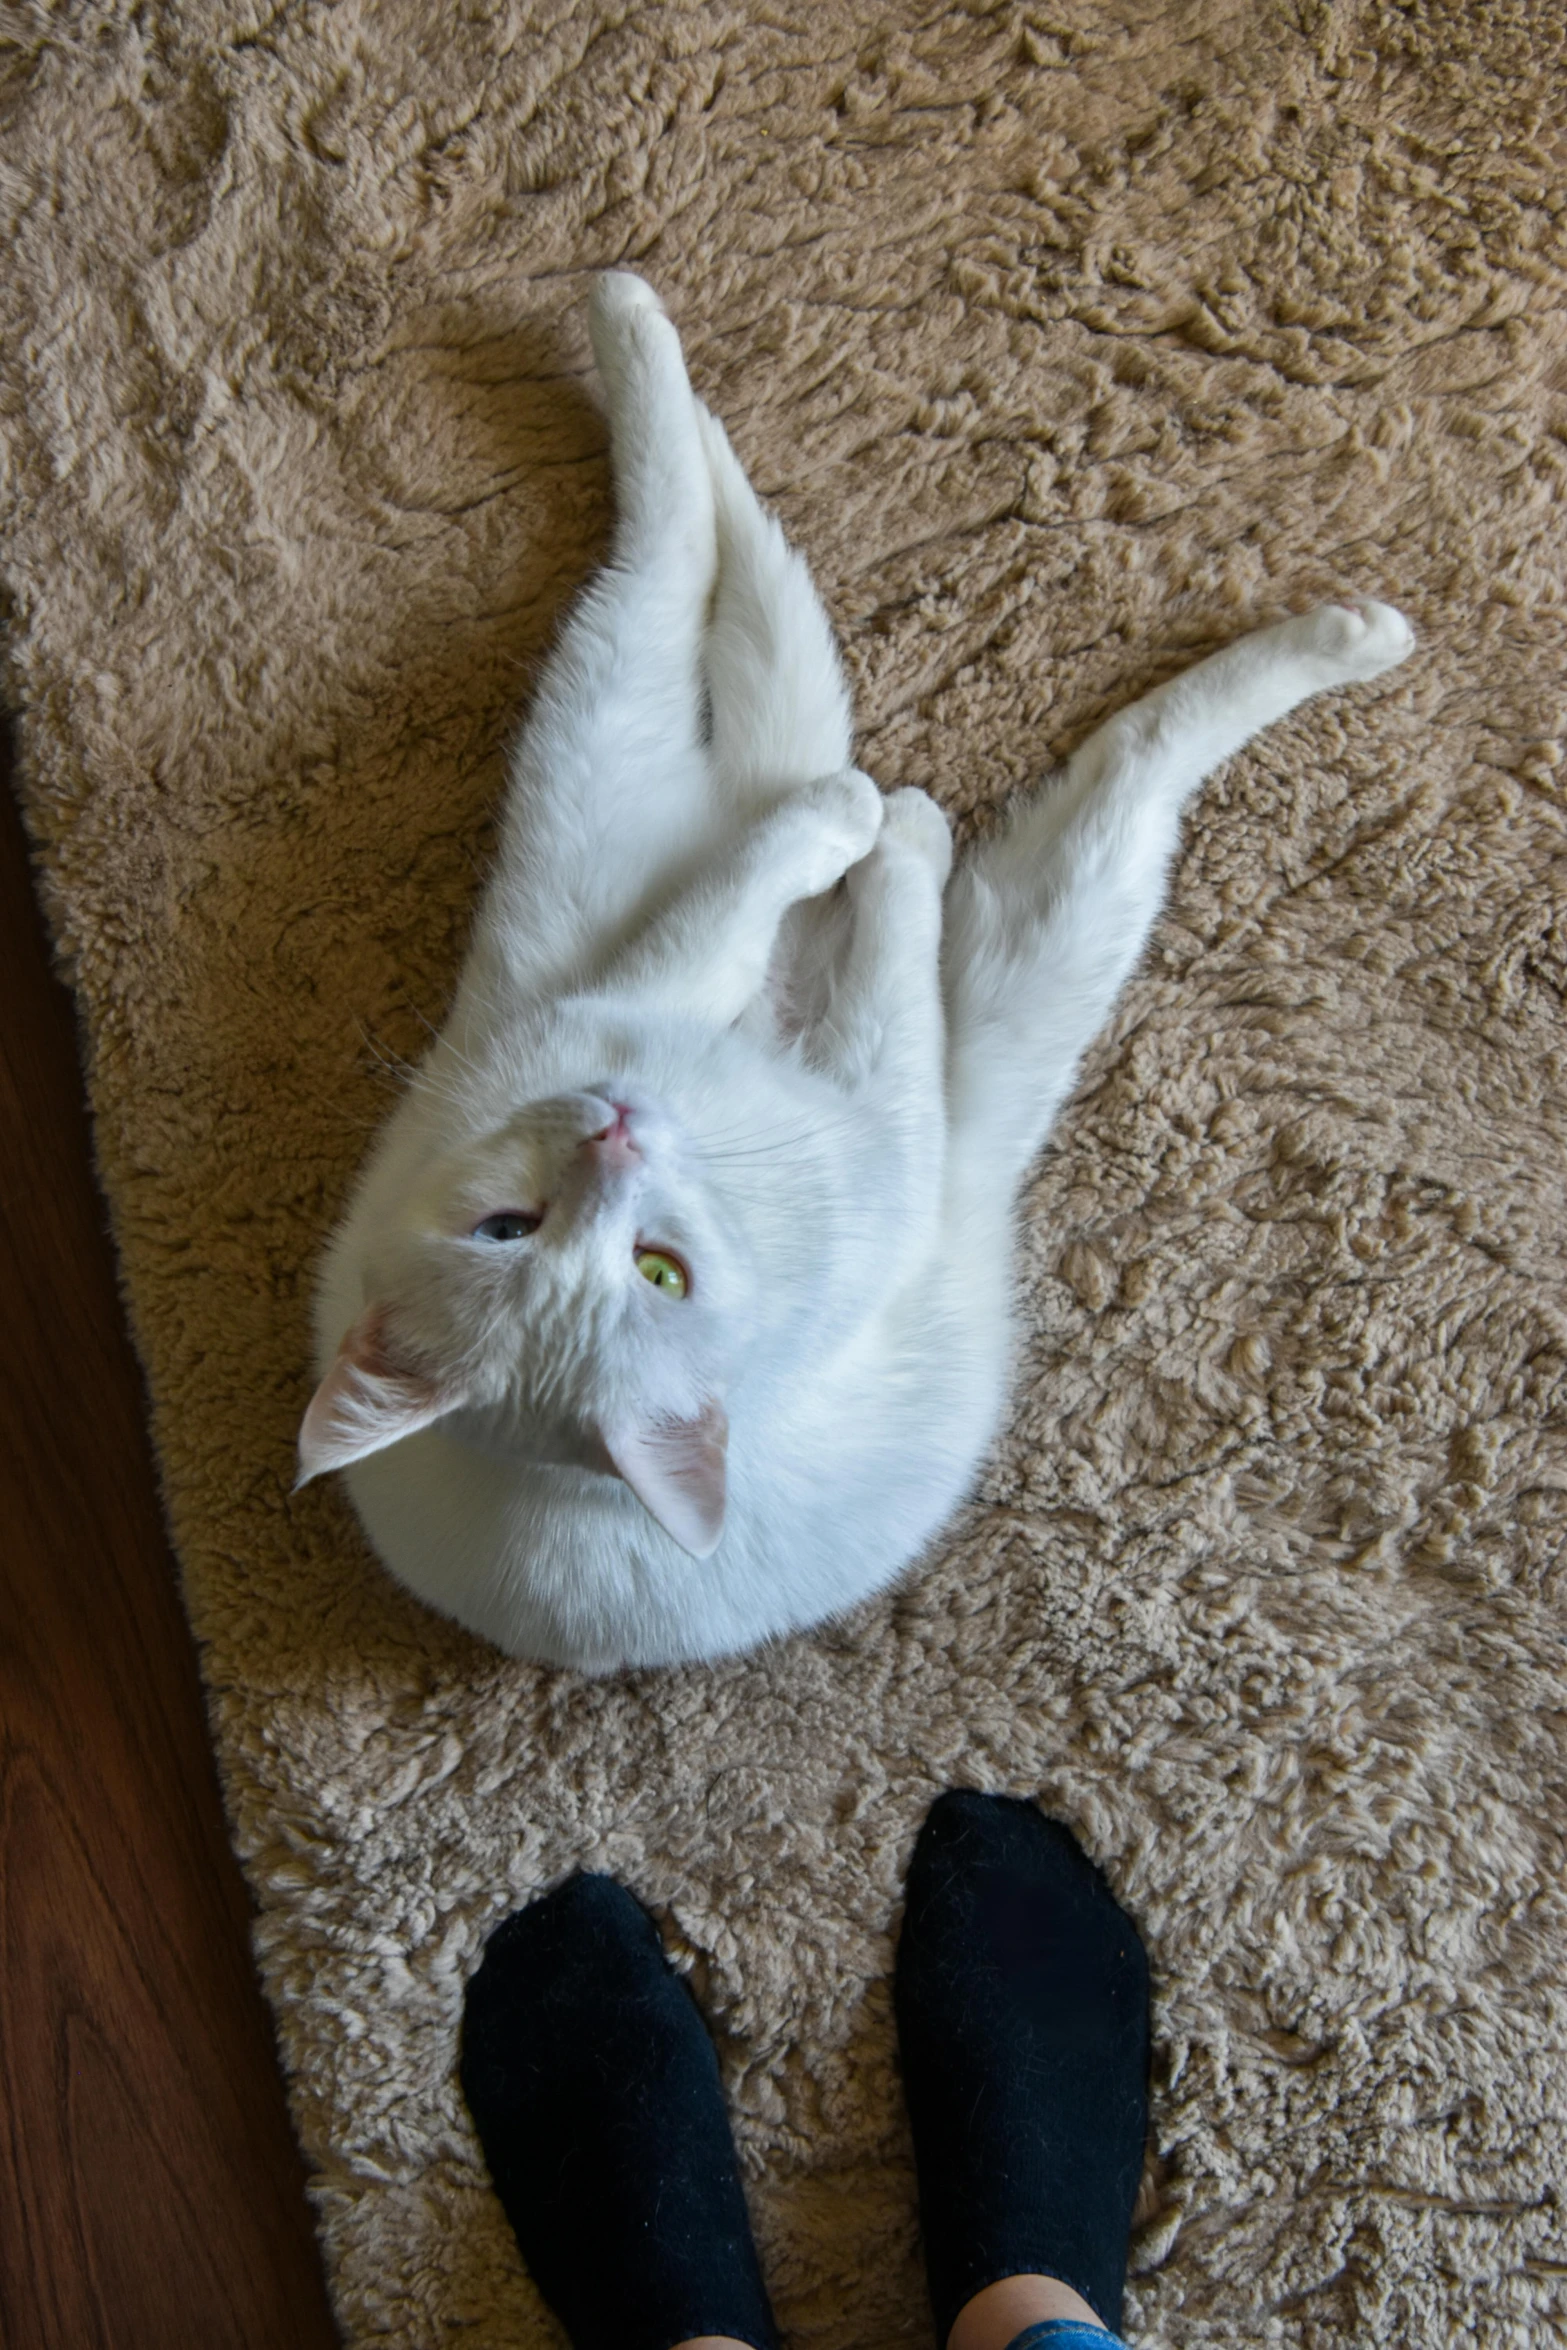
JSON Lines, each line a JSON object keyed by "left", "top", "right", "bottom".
{"left": 880, "top": 786, "right": 953, "bottom": 886}
{"left": 797, "top": 767, "right": 885, "bottom": 893}
{"left": 1295, "top": 598, "right": 1415, "bottom": 679}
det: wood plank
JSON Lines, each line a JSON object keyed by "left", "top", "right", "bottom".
{"left": 0, "top": 718, "right": 341, "bottom": 2350}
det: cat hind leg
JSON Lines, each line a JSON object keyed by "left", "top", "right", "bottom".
{"left": 588, "top": 272, "right": 715, "bottom": 576}
{"left": 943, "top": 598, "right": 1415, "bottom": 1199}
{"left": 696, "top": 404, "right": 853, "bottom": 806}
{"left": 1069, "top": 598, "right": 1414, "bottom": 801}
{"left": 474, "top": 278, "right": 719, "bottom": 1000}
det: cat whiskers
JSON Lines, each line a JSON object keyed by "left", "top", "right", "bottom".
{"left": 356, "top": 1019, "right": 420, "bottom": 1084}
{"left": 353, "top": 1015, "right": 486, "bottom": 1116}
{"left": 695, "top": 1100, "right": 867, "bottom": 1167}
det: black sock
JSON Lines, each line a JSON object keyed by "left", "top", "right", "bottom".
{"left": 460, "top": 1873, "right": 779, "bottom": 2350}
{"left": 894, "top": 1792, "right": 1151, "bottom": 2341}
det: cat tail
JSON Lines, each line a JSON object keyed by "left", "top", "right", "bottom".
{"left": 696, "top": 405, "right": 853, "bottom": 804}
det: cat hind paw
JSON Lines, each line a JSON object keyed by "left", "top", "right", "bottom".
{"left": 589, "top": 270, "right": 675, "bottom": 387}
{"left": 1297, "top": 598, "right": 1415, "bottom": 679}
{"left": 880, "top": 786, "right": 953, "bottom": 886}
{"left": 590, "top": 269, "right": 665, "bottom": 327}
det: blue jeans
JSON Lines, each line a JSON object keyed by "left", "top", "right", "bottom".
{"left": 1005, "top": 2325, "right": 1126, "bottom": 2350}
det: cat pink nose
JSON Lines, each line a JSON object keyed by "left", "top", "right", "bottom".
{"left": 583, "top": 1102, "right": 639, "bottom": 1167}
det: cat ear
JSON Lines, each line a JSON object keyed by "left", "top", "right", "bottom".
{"left": 297, "top": 1309, "right": 455, "bottom": 1485}
{"left": 603, "top": 1400, "right": 728, "bottom": 1559}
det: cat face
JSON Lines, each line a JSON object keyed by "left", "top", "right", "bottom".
{"left": 300, "top": 1087, "right": 752, "bottom": 1554}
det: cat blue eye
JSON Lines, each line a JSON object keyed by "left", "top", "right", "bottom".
{"left": 473, "top": 1211, "right": 543, "bottom": 1242}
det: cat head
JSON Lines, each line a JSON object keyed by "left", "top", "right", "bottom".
{"left": 298, "top": 1087, "right": 756, "bottom": 1556}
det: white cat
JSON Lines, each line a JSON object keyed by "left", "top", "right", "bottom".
{"left": 300, "top": 272, "right": 1413, "bottom": 1673}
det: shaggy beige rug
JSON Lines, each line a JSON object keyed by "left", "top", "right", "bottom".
{"left": 4, "top": 1, "right": 1566, "bottom": 2343}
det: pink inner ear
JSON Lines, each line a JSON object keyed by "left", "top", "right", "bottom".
{"left": 297, "top": 1308, "right": 454, "bottom": 1485}
{"left": 603, "top": 1400, "right": 728, "bottom": 1559}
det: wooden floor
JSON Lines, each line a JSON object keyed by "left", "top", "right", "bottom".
{"left": 0, "top": 716, "right": 341, "bottom": 2349}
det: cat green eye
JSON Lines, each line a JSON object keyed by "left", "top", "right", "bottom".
{"left": 635, "top": 1247, "right": 688, "bottom": 1300}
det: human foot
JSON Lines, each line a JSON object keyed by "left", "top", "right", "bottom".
{"left": 895, "top": 1792, "right": 1151, "bottom": 2342}
{"left": 461, "top": 1873, "right": 777, "bottom": 2350}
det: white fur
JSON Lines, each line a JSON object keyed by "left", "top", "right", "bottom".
{"left": 304, "top": 272, "right": 1415, "bottom": 1672}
